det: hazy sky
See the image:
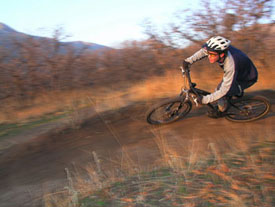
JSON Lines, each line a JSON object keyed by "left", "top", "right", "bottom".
{"left": 1, "top": 0, "right": 199, "bottom": 47}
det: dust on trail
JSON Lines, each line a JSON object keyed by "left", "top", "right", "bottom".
{"left": 0, "top": 90, "right": 274, "bottom": 207}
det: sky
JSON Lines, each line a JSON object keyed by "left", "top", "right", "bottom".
{"left": 1, "top": 0, "right": 200, "bottom": 48}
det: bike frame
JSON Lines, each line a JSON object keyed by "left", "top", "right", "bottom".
{"left": 180, "top": 66, "right": 249, "bottom": 113}
{"left": 180, "top": 66, "right": 216, "bottom": 110}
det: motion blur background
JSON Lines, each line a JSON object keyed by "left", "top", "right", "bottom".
{"left": 0, "top": 0, "right": 274, "bottom": 122}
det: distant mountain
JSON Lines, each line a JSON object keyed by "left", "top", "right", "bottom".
{"left": 0, "top": 22, "right": 111, "bottom": 52}
{"left": 63, "top": 40, "right": 110, "bottom": 51}
{"left": 0, "top": 23, "right": 18, "bottom": 33}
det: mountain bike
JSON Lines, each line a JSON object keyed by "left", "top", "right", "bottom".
{"left": 146, "top": 66, "right": 270, "bottom": 125}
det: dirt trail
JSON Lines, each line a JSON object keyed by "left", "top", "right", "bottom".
{"left": 0, "top": 90, "right": 274, "bottom": 207}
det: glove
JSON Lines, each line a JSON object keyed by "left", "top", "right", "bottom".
{"left": 182, "top": 60, "right": 190, "bottom": 69}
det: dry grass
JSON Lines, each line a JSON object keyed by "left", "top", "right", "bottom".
{"left": 43, "top": 135, "right": 275, "bottom": 207}
{"left": 1, "top": 66, "right": 273, "bottom": 124}
{"left": 42, "top": 117, "right": 275, "bottom": 207}
{"left": 0, "top": 71, "right": 183, "bottom": 123}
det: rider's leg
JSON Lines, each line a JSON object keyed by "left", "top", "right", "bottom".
{"left": 209, "top": 82, "right": 229, "bottom": 115}
{"left": 206, "top": 102, "right": 226, "bottom": 118}
{"left": 217, "top": 96, "right": 228, "bottom": 112}
{"left": 206, "top": 81, "right": 244, "bottom": 118}
{"left": 216, "top": 81, "right": 243, "bottom": 112}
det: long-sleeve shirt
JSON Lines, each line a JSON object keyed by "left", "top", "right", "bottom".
{"left": 185, "top": 46, "right": 258, "bottom": 104}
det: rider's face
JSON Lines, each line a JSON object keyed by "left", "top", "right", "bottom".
{"left": 207, "top": 51, "right": 220, "bottom": 63}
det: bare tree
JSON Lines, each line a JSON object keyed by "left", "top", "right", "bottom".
{"left": 144, "top": 0, "right": 274, "bottom": 49}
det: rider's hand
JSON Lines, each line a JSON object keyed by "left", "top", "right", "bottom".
{"left": 182, "top": 60, "right": 190, "bottom": 69}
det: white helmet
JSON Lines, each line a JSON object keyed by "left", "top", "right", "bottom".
{"left": 204, "top": 36, "right": 231, "bottom": 52}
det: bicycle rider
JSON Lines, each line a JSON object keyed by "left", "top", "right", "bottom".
{"left": 183, "top": 36, "right": 258, "bottom": 118}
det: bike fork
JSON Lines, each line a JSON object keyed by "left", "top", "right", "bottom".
{"left": 165, "top": 103, "right": 182, "bottom": 116}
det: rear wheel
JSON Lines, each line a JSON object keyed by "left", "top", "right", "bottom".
{"left": 225, "top": 96, "right": 270, "bottom": 122}
{"left": 146, "top": 97, "right": 192, "bottom": 125}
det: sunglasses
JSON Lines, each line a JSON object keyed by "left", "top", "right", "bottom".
{"left": 207, "top": 52, "right": 219, "bottom": 57}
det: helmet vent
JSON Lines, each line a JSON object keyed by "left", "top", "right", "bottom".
{"left": 205, "top": 36, "right": 231, "bottom": 52}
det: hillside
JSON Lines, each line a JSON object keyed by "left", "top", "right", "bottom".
{"left": 0, "top": 22, "right": 110, "bottom": 52}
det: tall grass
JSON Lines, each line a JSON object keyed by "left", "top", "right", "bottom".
{"left": 43, "top": 134, "right": 275, "bottom": 207}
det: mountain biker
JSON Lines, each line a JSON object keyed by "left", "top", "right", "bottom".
{"left": 183, "top": 36, "right": 258, "bottom": 118}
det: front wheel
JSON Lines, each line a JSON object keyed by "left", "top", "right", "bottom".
{"left": 146, "top": 97, "right": 192, "bottom": 125}
{"left": 225, "top": 96, "right": 270, "bottom": 122}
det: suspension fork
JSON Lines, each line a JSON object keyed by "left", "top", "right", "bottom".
{"left": 165, "top": 92, "right": 187, "bottom": 114}
{"left": 163, "top": 103, "right": 182, "bottom": 118}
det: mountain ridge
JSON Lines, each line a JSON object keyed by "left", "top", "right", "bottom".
{"left": 0, "top": 22, "right": 111, "bottom": 51}
{"left": 0, "top": 23, "right": 19, "bottom": 33}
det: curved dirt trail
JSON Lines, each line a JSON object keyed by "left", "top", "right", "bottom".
{"left": 0, "top": 90, "right": 274, "bottom": 207}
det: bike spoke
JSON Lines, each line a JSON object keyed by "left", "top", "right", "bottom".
{"left": 147, "top": 100, "right": 191, "bottom": 124}
{"left": 151, "top": 102, "right": 180, "bottom": 122}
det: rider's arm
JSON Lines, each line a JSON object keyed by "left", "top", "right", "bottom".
{"left": 202, "top": 52, "right": 236, "bottom": 104}
{"left": 185, "top": 48, "right": 208, "bottom": 64}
